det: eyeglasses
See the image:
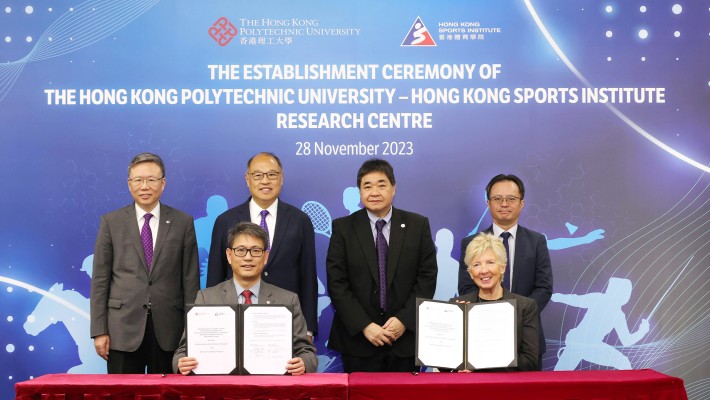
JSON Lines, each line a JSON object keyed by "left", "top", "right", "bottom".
{"left": 128, "top": 177, "right": 164, "bottom": 187}
{"left": 489, "top": 195, "right": 521, "bottom": 205}
{"left": 249, "top": 171, "right": 281, "bottom": 181}
{"left": 230, "top": 247, "right": 265, "bottom": 257}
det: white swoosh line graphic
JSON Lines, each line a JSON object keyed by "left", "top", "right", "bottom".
{"left": 523, "top": 0, "right": 709, "bottom": 174}
{"left": 0, "top": 275, "right": 89, "bottom": 319}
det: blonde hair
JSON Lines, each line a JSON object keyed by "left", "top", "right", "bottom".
{"left": 464, "top": 233, "right": 507, "bottom": 270}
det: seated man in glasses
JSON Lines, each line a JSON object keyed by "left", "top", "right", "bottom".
{"left": 173, "top": 222, "right": 317, "bottom": 375}
{"left": 457, "top": 174, "right": 552, "bottom": 369}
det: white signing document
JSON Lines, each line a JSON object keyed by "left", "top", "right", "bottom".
{"left": 242, "top": 306, "right": 292, "bottom": 375}
{"left": 467, "top": 301, "right": 516, "bottom": 370}
{"left": 186, "top": 305, "right": 237, "bottom": 375}
{"left": 416, "top": 300, "right": 464, "bottom": 369}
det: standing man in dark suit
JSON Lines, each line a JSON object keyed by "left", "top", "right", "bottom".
{"left": 206, "top": 152, "right": 318, "bottom": 339}
{"left": 174, "top": 222, "right": 317, "bottom": 375}
{"left": 90, "top": 152, "right": 200, "bottom": 374}
{"left": 458, "top": 174, "right": 552, "bottom": 367}
{"left": 327, "top": 159, "right": 438, "bottom": 372}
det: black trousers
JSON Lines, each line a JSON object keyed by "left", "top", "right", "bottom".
{"left": 107, "top": 315, "right": 173, "bottom": 374}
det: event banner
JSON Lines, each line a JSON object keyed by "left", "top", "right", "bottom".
{"left": 0, "top": 1, "right": 707, "bottom": 399}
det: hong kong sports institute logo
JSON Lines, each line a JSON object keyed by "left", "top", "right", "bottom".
{"left": 401, "top": 17, "right": 436, "bottom": 46}
{"left": 209, "top": 17, "right": 238, "bottom": 46}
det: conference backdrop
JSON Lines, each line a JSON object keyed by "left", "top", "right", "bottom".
{"left": 1, "top": 0, "right": 708, "bottom": 398}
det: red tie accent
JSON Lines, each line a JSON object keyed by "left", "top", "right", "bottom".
{"left": 242, "top": 289, "right": 253, "bottom": 304}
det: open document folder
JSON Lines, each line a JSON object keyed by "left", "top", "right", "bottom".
{"left": 415, "top": 298, "right": 517, "bottom": 371}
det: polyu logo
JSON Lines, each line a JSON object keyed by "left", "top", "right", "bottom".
{"left": 401, "top": 17, "right": 436, "bottom": 46}
{"left": 209, "top": 17, "right": 238, "bottom": 46}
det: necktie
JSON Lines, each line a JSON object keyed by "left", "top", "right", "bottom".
{"left": 500, "top": 231, "right": 512, "bottom": 290}
{"left": 375, "top": 219, "right": 388, "bottom": 310}
{"left": 141, "top": 213, "right": 154, "bottom": 272}
{"left": 260, "top": 210, "right": 270, "bottom": 251}
{"left": 242, "top": 289, "right": 253, "bottom": 305}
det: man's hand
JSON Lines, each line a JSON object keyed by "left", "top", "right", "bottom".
{"left": 383, "top": 317, "right": 406, "bottom": 342}
{"left": 362, "top": 322, "right": 395, "bottom": 346}
{"left": 93, "top": 335, "right": 110, "bottom": 360}
{"left": 286, "top": 357, "right": 306, "bottom": 375}
{"left": 307, "top": 334, "right": 314, "bottom": 345}
{"left": 177, "top": 357, "right": 198, "bottom": 375}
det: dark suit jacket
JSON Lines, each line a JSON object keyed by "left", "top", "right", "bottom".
{"left": 452, "top": 289, "right": 539, "bottom": 371}
{"left": 457, "top": 225, "right": 552, "bottom": 353}
{"left": 90, "top": 203, "right": 200, "bottom": 352}
{"left": 206, "top": 198, "right": 318, "bottom": 334}
{"left": 326, "top": 207, "right": 438, "bottom": 358}
{"left": 172, "top": 280, "right": 317, "bottom": 373}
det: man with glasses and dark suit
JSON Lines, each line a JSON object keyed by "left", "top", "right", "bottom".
{"left": 207, "top": 152, "right": 318, "bottom": 341}
{"left": 458, "top": 174, "right": 553, "bottom": 369}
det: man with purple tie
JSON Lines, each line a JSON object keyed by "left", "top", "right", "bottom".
{"left": 326, "top": 159, "right": 437, "bottom": 372}
{"left": 90, "top": 152, "right": 199, "bottom": 374}
{"left": 207, "top": 152, "right": 318, "bottom": 340}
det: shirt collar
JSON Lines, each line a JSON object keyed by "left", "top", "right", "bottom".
{"left": 135, "top": 202, "right": 160, "bottom": 222}
{"left": 249, "top": 197, "right": 279, "bottom": 219}
{"left": 492, "top": 223, "right": 518, "bottom": 238}
{"left": 366, "top": 206, "right": 393, "bottom": 226}
{"left": 233, "top": 279, "right": 262, "bottom": 302}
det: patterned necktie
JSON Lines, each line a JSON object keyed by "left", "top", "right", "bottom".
{"left": 242, "top": 289, "right": 253, "bottom": 305}
{"left": 500, "top": 231, "right": 512, "bottom": 290}
{"left": 141, "top": 213, "right": 154, "bottom": 272}
{"left": 375, "top": 219, "right": 388, "bottom": 310}
{"left": 260, "top": 210, "right": 270, "bottom": 251}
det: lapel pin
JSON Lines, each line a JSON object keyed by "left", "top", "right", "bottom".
{"left": 401, "top": 224, "right": 405, "bottom": 228}
{"left": 165, "top": 220, "right": 171, "bottom": 224}
{"left": 266, "top": 300, "right": 271, "bottom": 304}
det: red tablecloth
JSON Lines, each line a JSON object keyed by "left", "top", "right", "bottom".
{"left": 348, "top": 369, "right": 687, "bottom": 400}
{"left": 15, "top": 373, "right": 349, "bottom": 400}
{"left": 15, "top": 370, "right": 687, "bottom": 400}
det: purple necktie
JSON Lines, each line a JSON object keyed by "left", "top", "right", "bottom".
{"left": 376, "top": 219, "right": 388, "bottom": 310}
{"left": 141, "top": 213, "right": 154, "bottom": 272}
{"left": 500, "top": 231, "right": 511, "bottom": 290}
{"left": 260, "top": 210, "right": 270, "bottom": 251}
{"left": 242, "top": 289, "right": 253, "bottom": 305}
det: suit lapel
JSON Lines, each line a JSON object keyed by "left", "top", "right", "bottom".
{"left": 259, "top": 282, "right": 276, "bottom": 305}
{"left": 124, "top": 205, "right": 149, "bottom": 274}
{"left": 221, "top": 280, "right": 239, "bottom": 306}
{"left": 386, "top": 208, "right": 405, "bottom": 286}
{"left": 512, "top": 226, "right": 526, "bottom": 293}
{"left": 151, "top": 204, "right": 172, "bottom": 275}
{"left": 353, "top": 209, "right": 379, "bottom": 283}
{"left": 267, "top": 201, "right": 290, "bottom": 267}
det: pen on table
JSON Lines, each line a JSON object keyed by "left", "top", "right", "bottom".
{"left": 161, "top": 374, "right": 166, "bottom": 378}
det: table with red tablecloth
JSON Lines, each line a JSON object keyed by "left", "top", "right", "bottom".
{"left": 15, "top": 369, "right": 687, "bottom": 400}
{"left": 348, "top": 369, "right": 687, "bottom": 400}
{"left": 15, "top": 373, "right": 349, "bottom": 400}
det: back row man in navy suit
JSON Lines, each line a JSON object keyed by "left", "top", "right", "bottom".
{"left": 207, "top": 152, "right": 318, "bottom": 339}
{"left": 458, "top": 174, "right": 553, "bottom": 368}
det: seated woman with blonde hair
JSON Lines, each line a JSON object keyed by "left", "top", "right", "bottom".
{"left": 451, "top": 233, "right": 539, "bottom": 371}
